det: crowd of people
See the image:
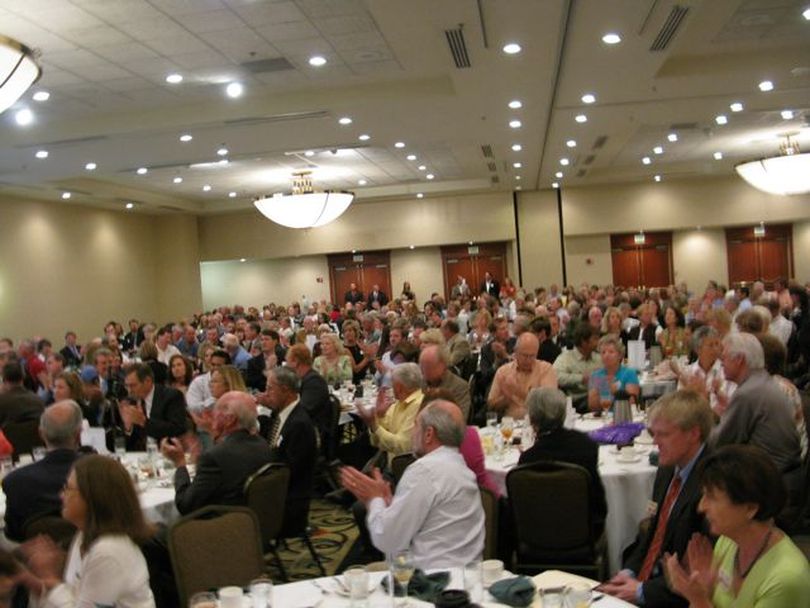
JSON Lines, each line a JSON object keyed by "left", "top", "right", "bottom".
{"left": 0, "top": 275, "right": 807, "bottom": 606}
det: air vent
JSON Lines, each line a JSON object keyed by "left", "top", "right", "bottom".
{"left": 669, "top": 122, "right": 699, "bottom": 130}
{"left": 650, "top": 5, "right": 689, "bottom": 51}
{"left": 487, "top": 161, "right": 497, "bottom": 172}
{"left": 224, "top": 110, "right": 329, "bottom": 126}
{"left": 576, "top": 169, "right": 587, "bottom": 177}
{"left": 480, "top": 144, "right": 494, "bottom": 158}
{"left": 491, "top": 175, "right": 500, "bottom": 184}
{"left": 240, "top": 57, "right": 295, "bottom": 74}
{"left": 445, "top": 27, "right": 471, "bottom": 68}
{"left": 156, "top": 205, "right": 186, "bottom": 212}
{"left": 583, "top": 155, "right": 595, "bottom": 165}
{"left": 592, "top": 135, "right": 608, "bottom": 150}
{"left": 20, "top": 135, "right": 108, "bottom": 149}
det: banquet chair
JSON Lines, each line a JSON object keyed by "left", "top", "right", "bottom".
{"left": 506, "top": 460, "right": 606, "bottom": 578}
{"left": 480, "top": 487, "right": 499, "bottom": 560}
{"left": 244, "top": 463, "right": 292, "bottom": 580}
{"left": 167, "top": 505, "right": 265, "bottom": 606}
{"left": 3, "top": 419, "right": 44, "bottom": 461}
{"left": 390, "top": 452, "right": 416, "bottom": 484}
{"left": 314, "top": 394, "right": 344, "bottom": 492}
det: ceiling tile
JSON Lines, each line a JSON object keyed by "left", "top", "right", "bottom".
{"left": 318, "top": 15, "right": 377, "bottom": 36}
{"left": 269, "top": 36, "right": 332, "bottom": 56}
{"left": 179, "top": 9, "right": 247, "bottom": 34}
{"left": 58, "top": 25, "right": 132, "bottom": 47}
{"left": 142, "top": 33, "right": 212, "bottom": 55}
{"left": 296, "top": 0, "right": 367, "bottom": 19}
{"left": 71, "top": 0, "right": 163, "bottom": 22}
{"left": 82, "top": 64, "right": 139, "bottom": 82}
{"left": 102, "top": 77, "right": 156, "bottom": 92}
{"left": 231, "top": 1, "right": 307, "bottom": 26}
{"left": 171, "top": 49, "right": 233, "bottom": 70}
{"left": 93, "top": 42, "right": 161, "bottom": 64}
{"left": 27, "top": 6, "right": 104, "bottom": 30}
{"left": 120, "top": 17, "right": 191, "bottom": 40}
{"left": 149, "top": 0, "right": 228, "bottom": 16}
{"left": 327, "top": 31, "right": 387, "bottom": 52}
{"left": 45, "top": 49, "right": 108, "bottom": 70}
{"left": 256, "top": 21, "right": 321, "bottom": 42}
{"left": 37, "top": 69, "right": 88, "bottom": 87}
{"left": 348, "top": 59, "right": 401, "bottom": 74}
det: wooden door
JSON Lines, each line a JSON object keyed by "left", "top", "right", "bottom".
{"left": 610, "top": 232, "right": 673, "bottom": 288}
{"left": 444, "top": 257, "right": 476, "bottom": 300}
{"left": 611, "top": 249, "right": 640, "bottom": 288}
{"left": 440, "top": 242, "right": 508, "bottom": 301}
{"left": 327, "top": 251, "right": 392, "bottom": 303}
{"left": 726, "top": 240, "right": 758, "bottom": 284}
{"left": 641, "top": 246, "right": 672, "bottom": 288}
{"left": 725, "top": 224, "right": 793, "bottom": 285}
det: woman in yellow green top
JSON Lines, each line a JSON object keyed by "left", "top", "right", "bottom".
{"left": 658, "top": 305, "right": 689, "bottom": 358}
{"left": 313, "top": 333, "right": 353, "bottom": 385}
{"left": 665, "top": 445, "right": 810, "bottom": 607}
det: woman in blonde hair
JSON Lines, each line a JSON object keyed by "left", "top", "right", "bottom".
{"left": 313, "top": 333, "right": 353, "bottom": 384}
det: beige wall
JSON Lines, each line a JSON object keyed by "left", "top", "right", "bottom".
{"left": 389, "top": 247, "right": 444, "bottom": 303}
{"left": 516, "top": 190, "right": 564, "bottom": 289}
{"left": 794, "top": 220, "right": 810, "bottom": 283}
{"left": 563, "top": 235, "right": 613, "bottom": 286}
{"left": 0, "top": 197, "right": 202, "bottom": 343}
{"left": 672, "top": 228, "right": 729, "bottom": 290}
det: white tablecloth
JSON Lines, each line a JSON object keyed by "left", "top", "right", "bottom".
{"left": 481, "top": 419, "right": 656, "bottom": 574}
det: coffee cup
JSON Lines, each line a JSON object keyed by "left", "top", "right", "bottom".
{"left": 482, "top": 559, "right": 503, "bottom": 587}
{"left": 619, "top": 446, "right": 638, "bottom": 461}
{"left": 219, "top": 586, "right": 243, "bottom": 608}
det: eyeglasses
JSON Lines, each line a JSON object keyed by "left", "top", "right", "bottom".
{"left": 61, "top": 483, "right": 79, "bottom": 495}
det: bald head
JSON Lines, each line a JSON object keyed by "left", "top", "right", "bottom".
{"left": 419, "top": 344, "right": 449, "bottom": 385}
{"left": 216, "top": 390, "right": 258, "bottom": 432}
{"left": 514, "top": 332, "right": 540, "bottom": 372}
{"left": 413, "top": 399, "right": 465, "bottom": 456}
{"left": 40, "top": 399, "right": 83, "bottom": 449}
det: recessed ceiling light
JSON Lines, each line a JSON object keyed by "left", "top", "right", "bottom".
{"left": 409, "top": 245, "right": 415, "bottom": 249}
{"left": 758, "top": 80, "right": 774, "bottom": 92}
{"left": 581, "top": 93, "right": 596, "bottom": 104}
{"left": 239, "top": 258, "right": 246, "bottom": 263}
{"left": 406, "top": 154, "right": 417, "bottom": 161}
{"left": 552, "top": 182, "right": 560, "bottom": 189}
{"left": 713, "top": 151, "right": 723, "bottom": 160}
{"left": 502, "top": 43, "right": 522, "bottom": 54}
{"left": 560, "top": 158, "right": 569, "bottom": 166}
{"left": 358, "top": 179, "right": 367, "bottom": 185}
{"left": 180, "top": 134, "right": 192, "bottom": 142}
{"left": 308, "top": 55, "right": 327, "bottom": 67}
{"left": 730, "top": 102, "right": 744, "bottom": 112}
{"left": 358, "top": 134, "right": 370, "bottom": 141}
{"left": 32, "top": 90, "right": 50, "bottom": 102}
{"left": 61, "top": 192, "right": 71, "bottom": 200}
{"left": 781, "top": 109, "right": 794, "bottom": 120}
{"left": 228, "top": 191, "right": 237, "bottom": 198}
{"left": 513, "top": 162, "right": 522, "bottom": 168}
{"left": 217, "top": 146, "right": 229, "bottom": 156}
{"left": 515, "top": 185, "right": 522, "bottom": 190}
{"left": 85, "top": 162, "right": 97, "bottom": 170}
{"left": 555, "top": 171, "right": 563, "bottom": 178}
{"left": 394, "top": 141, "right": 405, "bottom": 148}
{"left": 642, "top": 156, "right": 651, "bottom": 165}
{"left": 218, "top": 159, "right": 229, "bottom": 166}
{"left": 654, "top": 175, "right": 662, "bottom": 182}
{"left": 137, "top": 167, "right": 148, "bottom": 175}
{"left": 125, "top": 202, "right": 135, "bottom": 209}
{"left": 35, "top": 150, "right": 48, "bottom": 159}
{"left": 338, "top": 116, "right": 353, "bottom": 125}
{"left": 426, "top": 173, "right": 435, "bottom": 180}
{"left": 509, "top": 119, "right": 522, "bottom": 128}
{"left": 566, "top": 140, "right": 577, "bottom": 148}
{"left": 602, "top": 33, "right": 622, "bottom": 44}
{"left": 15, "top": 108, "right": 34, "bottom": 126}
{"left": 173, "top": 177, "right": 183, "bottom": 184}
{"left": 653, "top": 146, "right": 663, "bottom": 154}
{"left": 508, "top": 100, "right": 523, "bottom": 109}
{"left": 715, "top": 114, "right": 728, "bottom": 125}
{"left": 418, "top": 165, "right": 427, "bottom": 171}
{"left": 575, "top": 114, "right": 587, "bottom": 123}
{"left": 416, "top": 193, "right": 424, "bottom": 199}
{"left": 225, "top": 82, "right": 244, "bottom": 98}
{"left": 667, "top": 132, "right": 678, "bottom": 142}
{"left": 202, "top": 184, "right": 212, "bottom": 191}
{"left": 804, "top": 7, "right": 810, "bottom": 19}
{"left": 511, "top": 144, "right": 522, "bottom": 152}
{"left": 165, "top": 73, "right": 183, "bottom": 84}
{"left": 515, "top": 175, "right": 521, "bottom": 180}
{"left": 304, "top": 150, "right": 315, "bottom": 156}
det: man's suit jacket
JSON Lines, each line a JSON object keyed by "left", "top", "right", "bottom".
{"left": 622, "top": 447, "right": 710, "bottom": 608}
{"left": 122, "top": 329, "right": 144, "bottom": 353}
{"left": 245, "top": 347, "right": 287, "bottom": 392}
{"left": 173, "top": 429, "right": 272, "bottom": 515}
{"left": 446, "top": 333, "right": 472, "bottom": 368}
{"left": 480, "top": 279, "right": 500, "bottom": 298}
{"left": 627, "top": 324, "right": 657, "bottom": 351}
{"left": 273, "top": 404, "right": 318, "bottom": 536}
{"left": 428, "top": 371, "right": 471, "bottom": 421}
{"left": 538, "top": 339, "right": 562, "bottom": 365}
{"left": 368, "top": 290, "right": 388, "bottom": 307}
{"left": 299, "top": 368, "right": 331, "bottom": 448}
{"left": 126, "top": 385, "right": 187, "bottom": 451}
{"left": 59, "top": 345, "right": 83, "bottom": 368}
{"left": 344, "top": 289, "right": 364, "bottom": 304}
{"left": 518, "top": 429, "right": 607, "bottom": 530}
{"left": 0, "top": 386, "right": 45, "bottom": 428}
{"left": 1, "top": 449, "right": 79, "bottom": 541}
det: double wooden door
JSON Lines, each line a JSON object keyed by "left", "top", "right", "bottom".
{"left": 327, "top": 251, "right": 392, "bottom": 304}
{"left": 726, "top": 224, "right": 792, "bottom": 285}
{"left": 440, "top": 242, "right": 507, "bottom": 300}
{"left": 610, "top": 232, "right": 673, "bottom": 288}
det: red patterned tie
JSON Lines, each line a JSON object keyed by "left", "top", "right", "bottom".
{"left": 638, "top": 475, "right": 683, "bottom": 581}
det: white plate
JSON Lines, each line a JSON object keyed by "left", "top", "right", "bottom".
{"left": 616, "top": 454, "right": 643, "bottom": 464}
{"left": 271, "top": 585, "right": 322, "bottom": 607}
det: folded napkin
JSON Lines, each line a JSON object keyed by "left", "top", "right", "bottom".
{"left": 587, "top": 421, "right": 645, "bottom": 445}
{"left": 381, "top": 569, "right": 449, "bottom": 601}
{"left": 489, "top": 576, "right": 536, "bottom": 607}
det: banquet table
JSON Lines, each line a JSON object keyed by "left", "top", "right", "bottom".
{"left": 481, "top": 416, "right": 657, "bottom": 574}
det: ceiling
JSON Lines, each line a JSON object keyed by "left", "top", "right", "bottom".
{"left": 1, "top": 0, "right": 808, "bottom": 215}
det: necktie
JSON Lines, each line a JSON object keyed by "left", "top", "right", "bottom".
{"left": 638, "top": 474, "right": 683, "bottom": 581}
{"left": 268, "top": 412, "right": 281, "bottom": 448}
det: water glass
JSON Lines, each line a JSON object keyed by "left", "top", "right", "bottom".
{"left": 188, "top": 592, "right": 217, "bottom": 608}
{"left": 565, "top": 582, "right": 592, "bottom": 608}
{"left": 463, "top": 560, "right": 482, "bottom": 602}
{"left": 344, "top": 567, "right": 370, "bottom": 607}
{"left": 486, "top": 412, "right": 498, "bottom": 428}
{"left": 539, "top": 588, "right": 563, "bottom": 608}
{"left": 218, "top": 586, "right": 243, "bottom": 608}
{"left": 250, "top": 577, "right": 273, "bottom": 608}
{"left": 146, "top": 437, "right": 159, "bottom": 460}
{"left": 391, "top": 551, "right": 415, "bottom": 606}
{"left": 114, "top": 436, "right": 126, "bottom": 458}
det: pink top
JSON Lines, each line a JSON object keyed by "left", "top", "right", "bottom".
{"left": 460, "top": 426, "right": 501, "bottom": 498}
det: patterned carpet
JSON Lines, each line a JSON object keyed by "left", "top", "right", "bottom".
{"left": 266, "top": 499, "right": 359, "bottom": 581}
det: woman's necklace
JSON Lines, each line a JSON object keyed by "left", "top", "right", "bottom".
{"left": 734, "top": 528, "right": 773, "bottom": 579}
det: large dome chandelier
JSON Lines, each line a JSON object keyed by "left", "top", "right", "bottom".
{"left": 253, "top": 171, "right": 354, "bottom": 229}
{"left": 0, "top": 34, "right": 41, "bottom": 114}
{"left": 735, "top": 135, "right": 810, "bottom": 196}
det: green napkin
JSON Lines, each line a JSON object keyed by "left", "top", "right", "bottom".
{"left": 489, "top": 576, "right": 536, "bottom": 607}
{"left": 381, "top": 568, "right": 450, "bottom": 601}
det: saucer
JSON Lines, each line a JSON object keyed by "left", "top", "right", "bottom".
{"left": 617, "top": 454, "right": 642, "bottom": 464}
{"left": 635, "top": 435, "right": 654, "bottom": 445}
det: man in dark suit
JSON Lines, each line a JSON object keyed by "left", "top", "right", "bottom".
{"left": 479, "top": 271, "right": 500, "bottom": 298}
{"left": 626, "top": 303, "right": 659, "bottom": 351}
{"left": 285, "top": 344, "right": 331, "bottom": 452}
{"left": 531, "top": 316, "right": 562, "bottom": 364}
{"left": 121, "top": 318, "right": 144, "bottom": 353}
{"left": 367, "top": 284, "right": 388, "bottom": 308}
{"left": 0, "top": 361, "right": 45, "bottom": 428}
{"left": 602, "top": 390, "right": 712, "bottom": 607}
{"left": 2, "top": 400, "right": 82, "bottom": 541}
{"left": 344, "top": 282, "right": 364, "bottom": 305}
{"left": 59, "top": 331, "right": 82, "bottom": 369}
{"left": 265, "top": 366, "right": 318, "bottom": 536}
{"left": 120, "top": 362, "right": 187, "bottom": 451}
{"left": 245, "top": 329, "right": 286, "bottom": 392}
{"left": 161, "top": 391, "right": 273, "bottom": 514}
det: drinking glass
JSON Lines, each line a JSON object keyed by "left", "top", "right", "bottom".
{"left": 146, "top": 437, "right": 159, "bottom": 461}
{"left": 188, "top": 592, "right": 217, "bottom": 608}
{"left": 500, "top": 416, "right": 514, "bottom": 446}
{"left": 391, "top": 550, "right": 415, "bottom": 606}
{"left": 114, "top": 436, "right": 127, "bottom": 459}
{"left": 463, "top": 560, "right": 482, "bottom": 602}
{"left": 249, "top": 577, "right": 273, "bottom": 608}
{"left": 486, "top": 411, "right": 498, "bottom": 428}
{"left": 344, "top": 567, "right": 370, "bottom": 607}
{"left": 565, "top": 582, "right": 592, "bottom": 607}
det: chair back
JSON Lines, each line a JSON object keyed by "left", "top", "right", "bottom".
{"left": 455, "top": 353, "right": 478, "bottom": 382}
{"left": 244, "top": 463, "right": 290, "bottom": 548}
{"left": 168, "top": 506, "right": 264, "bottom": 606}
{"left": 325, "top": 394, "right": 342, "bottom": 460}
{"left": 390, "top": 452, "right": 416, "bottom": 484}
{"left": 506, "top": 461, "right": 593, "bottom": 552}
{"left": 479, "top": 487, "right": 499, "bottom": 559}
{"left": 22, "top": 511, "right": 77, "bottom": 549}
{"left": 4, "top": 419, "right": 44, "bottom": 460}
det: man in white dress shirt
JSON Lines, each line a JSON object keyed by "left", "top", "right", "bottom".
{"left": 341, "top": 400, "right": 485, "bottom": 569}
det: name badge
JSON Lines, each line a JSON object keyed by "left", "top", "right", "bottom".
{"left": 646, "top": 500, "right": 659, "bottom": 517}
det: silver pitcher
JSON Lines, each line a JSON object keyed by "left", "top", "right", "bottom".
{"left": 614, "top": 395, "right": 632, "bottom": 425}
